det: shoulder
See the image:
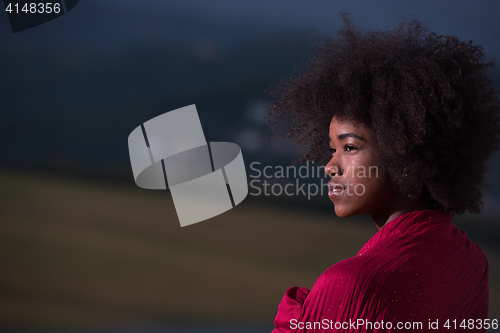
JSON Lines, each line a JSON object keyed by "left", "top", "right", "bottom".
{"left": 308, "top": 254, "right": 382, "bottom": 299}
{"left": 300, "top": 254, "right": 395, "bottom": 322}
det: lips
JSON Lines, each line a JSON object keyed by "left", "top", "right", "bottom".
{"left": 328, "top": 181, "right": 345, "bottom": 197}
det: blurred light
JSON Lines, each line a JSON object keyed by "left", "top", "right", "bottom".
{"left": 235, "top": 128, "right": 263, "bottom": 152}
{"left": 245, "top": 98, "right": 270, "bottom": 125}
{"left": 193, "top": 38, "right": 218, "bottom": 61}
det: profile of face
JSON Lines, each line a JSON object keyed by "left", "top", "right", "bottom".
{"left": 326, "top": 117, "right": 397, "bottom": 220}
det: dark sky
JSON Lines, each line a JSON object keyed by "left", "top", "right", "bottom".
{"left": 95, "top": 0, "right": 500, "bottom": 58}
{"left": 2, "top": 0, "right": 499, "bottom": 55}
{"left": 1, "top": 0, "right": 500, "bottom": 204}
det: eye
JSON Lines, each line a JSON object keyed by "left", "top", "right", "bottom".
{"left": 329, "top": 147, "right": 336, "bottom": 154}
{"left": 344, "top": 145, "right": 358, "bottom": 152}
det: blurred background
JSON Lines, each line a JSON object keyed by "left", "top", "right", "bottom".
{"left": 1, "top": 0, "right": 500, "bottom": 332}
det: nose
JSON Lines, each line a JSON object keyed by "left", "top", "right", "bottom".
{"left": 325, "top": 157, "right": 343, "bottom": 177}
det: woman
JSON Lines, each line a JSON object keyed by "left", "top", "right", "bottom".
{"left": 270, "top": 14, "right": 499, "bottom": 332}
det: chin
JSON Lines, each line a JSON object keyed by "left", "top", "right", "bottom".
{"left": 333, "top": 202, "right": 364, "bottom": 218}
{"left": 334, "top": 205, "right": 355, "bottom": 218}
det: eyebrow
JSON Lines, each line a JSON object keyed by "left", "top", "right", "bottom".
{"left": 330, "top": 133, "right": 366, "bottom": 141}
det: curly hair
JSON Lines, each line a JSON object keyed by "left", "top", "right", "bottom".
{"left": 270, "top": 13, "right": 500, "bottom": 215}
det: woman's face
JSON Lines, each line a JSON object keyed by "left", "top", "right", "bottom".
{"left": 326, "top": 117, "right": 396, "bottom": 219}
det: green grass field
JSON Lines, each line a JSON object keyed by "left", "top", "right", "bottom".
{"left": 0, "top": 168, "right": 499, "bottom": 328}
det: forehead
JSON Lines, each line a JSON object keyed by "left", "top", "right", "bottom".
{"left": 329, "top": 117, "right": 372, "bottom": 139}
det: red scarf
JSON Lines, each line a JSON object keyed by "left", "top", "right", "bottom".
{"left": 272, "top": 209, "right": 489, "bottom": 332}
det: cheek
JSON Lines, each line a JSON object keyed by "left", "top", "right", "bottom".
{"left": 346, "top": 163, "right": 382, "bottom": 191}
{"left": 359, "top": 172, "right": 395, "bottom": 205}
{"left": 348, "top": 165, "right": 392, "bottom": 198}
{"left": 364, "top": 176, "right": 388, "bottom": 193}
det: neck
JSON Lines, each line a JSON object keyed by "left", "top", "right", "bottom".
{"left": 370, "top": 194, "right": 434, "bottom": 230}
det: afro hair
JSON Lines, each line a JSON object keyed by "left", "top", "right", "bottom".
{"left": 270, "top": 13, "right": 500, "bottom": 214}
